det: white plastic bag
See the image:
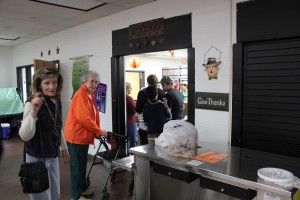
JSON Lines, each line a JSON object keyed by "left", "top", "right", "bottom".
{"left": 155, "top": 120, "right": 198, "bottom": 158}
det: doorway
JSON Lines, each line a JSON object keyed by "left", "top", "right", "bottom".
{"left": 111, "top": 14, "right": 194, "bottom": 135}
{"left": 125, "top": 70, "right": 145, "bottom": 100}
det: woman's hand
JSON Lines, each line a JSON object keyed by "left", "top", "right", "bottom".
{"left": 102, "top": 130, "right": 107, "bottom": 138}
{"left": 31, "top": 92, "right": 43, "bottom": 118}
{"left": 62, "top": 149, "right": 70, "bottom": 163}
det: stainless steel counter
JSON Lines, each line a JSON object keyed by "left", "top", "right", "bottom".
{"left": 131, "top": 141, "right": 300, "bottom": 200}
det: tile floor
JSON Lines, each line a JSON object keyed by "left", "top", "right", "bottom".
{"left": 0, "top": 137, "right": 134, "bottom": 200}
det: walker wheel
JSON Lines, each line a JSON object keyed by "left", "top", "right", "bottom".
{"left": 102, "top": 192, "right": 110, "bottom": 200}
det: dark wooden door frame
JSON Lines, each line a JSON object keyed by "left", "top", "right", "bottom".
{"left": 111, "top": 14, "right": 195, "bottom": 135}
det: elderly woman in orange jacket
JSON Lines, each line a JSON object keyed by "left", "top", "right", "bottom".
{"left": 64, "top": 71, "right": 107, "bottom": 200}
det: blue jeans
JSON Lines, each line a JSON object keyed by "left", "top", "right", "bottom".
{"left": 26, "top": 154, "right": 60, "bottom": 200}
{"left": 127, "top": 122, "right": 137, "bottom": 153}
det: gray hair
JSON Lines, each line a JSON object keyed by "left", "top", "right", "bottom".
{"left": 126, "top": 82, "right": 132, "bottom": 90}
{"left": 80, "top": 71, "right": 100, "bottom": 83}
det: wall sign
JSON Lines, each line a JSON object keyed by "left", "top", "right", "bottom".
{"left": 195, "top": 92, "right": 229, "bottom": 111}
{"left": 128, "top": 18, "right": 165, "bottom": 48}
{"left": 95, "top": 83, "right": 107, "bottom": 113}
{"left": 129, "top": 18, "right": 164, "bottom": 40}
{"left": 112, "top": 14, "right": 191, "bottom": 56}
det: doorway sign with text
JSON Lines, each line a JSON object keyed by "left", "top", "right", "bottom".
{"left": 195, "top": 92, "right": 229, "bottom": 111}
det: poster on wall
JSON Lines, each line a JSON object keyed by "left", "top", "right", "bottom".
{"left": 95, "top": 83, "right": 107, "bottom": 113}
{"left": 71, "top": 55, "right": 90, "bottom": 98}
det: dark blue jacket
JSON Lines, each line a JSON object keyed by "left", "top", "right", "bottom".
{"left": 26, "top": 96, "right": 62, "bottom": 158}
{"left": 143, "top": 100, "right": 171, "bottom": 138}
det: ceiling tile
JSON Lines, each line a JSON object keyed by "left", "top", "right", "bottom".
{"left": 0, "top": 0, "right": 157, "bottom": 47}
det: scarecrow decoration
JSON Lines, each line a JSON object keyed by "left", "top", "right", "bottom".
{"left": 203, "top": 46, "right": 222, "bottom": 80}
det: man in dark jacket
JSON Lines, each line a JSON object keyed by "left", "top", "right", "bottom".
{"left": 160, "top": 76, "right": 184, "bottom": 120}
{"left": 136, "top": 74, "right": 164, "bottom": 113}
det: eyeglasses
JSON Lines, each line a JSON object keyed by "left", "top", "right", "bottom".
{"left": 87, "top": 79, "right": 99, "bottom": 85}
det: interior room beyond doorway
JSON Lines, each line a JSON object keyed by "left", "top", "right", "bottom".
{"left": 125, "top": 49, "right": 188, "bottom": 101}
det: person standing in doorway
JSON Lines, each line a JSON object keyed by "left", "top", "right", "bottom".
{"left": 143, "top": 86, "right": 171, "bottom": 144}
{"left": 64, "top": 71, "right": 107, "bottom": 200}
{"left": 19, "top": 67, "right": 70, "bottom": 200}
{"left": 180, "top": 81, "right": 188, "bottom": 103}
{"left": 135, "top": 74, "right": 164, "bottom": 145}
{"left": 160, "top": 76, "right": 184, "bottom": 120}
{"left": 126, "top": 82, "right": 137, "bottom": 151}
{"left": 180, "top": 80, "right": 188, "bottom": 119}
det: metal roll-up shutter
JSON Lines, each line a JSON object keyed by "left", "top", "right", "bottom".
{"left": 243, "top": 38, "right": 300, "bottom": 157}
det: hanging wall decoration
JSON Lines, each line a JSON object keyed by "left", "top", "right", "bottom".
{"left": 40, "top": 46, "right": 60, "bottom": 57}
{"left": 56, "top": 46, "right": 60, "bottom": 54}
{"left": 202, "top": 46, "right": 222, "bottom": 80}
{"left": 129, "top": 57, "right": 141, "bottom": 68}
{"left": 70, "top": 55, "right": 92, "bottom": 98}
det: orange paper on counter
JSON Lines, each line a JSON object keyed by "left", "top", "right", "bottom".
{"left": 193, "top": 151, "right": 229, "bottom": 164}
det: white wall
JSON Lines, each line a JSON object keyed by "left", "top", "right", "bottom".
{"left": 0, "top": 47, "right": 13, "bottom": 88}
{"left": 10, "top": 0, "right": 241, "bottom": 146}
{"left": 125, "top": 55, "right": 183, "bottom": 87}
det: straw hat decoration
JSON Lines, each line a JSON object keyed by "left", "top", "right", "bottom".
{"left": 202, "top": 57, "right": 221, "bottom": 68}
{"left": 202, "top": 46, "right": 222, "bottom": 80}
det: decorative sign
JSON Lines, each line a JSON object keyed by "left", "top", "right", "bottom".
{"left": 128, "top": 18, "right": 165, "bottom": 48}
{"left": 129, "top": 18, "right": 164, "bottom": 40}
{"left": 195, "top": 92, "right": 229, "bottom": 111}
{"left": 95, "top": 83, "right": 107, "bottom": 113}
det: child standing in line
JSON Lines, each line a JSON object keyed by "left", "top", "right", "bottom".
{"left": 143, "top": 86, "right": 172, "bottom": 145}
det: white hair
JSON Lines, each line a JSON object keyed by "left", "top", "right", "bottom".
{"left": 80, "top": 71, "right": 100, "bottom": 83}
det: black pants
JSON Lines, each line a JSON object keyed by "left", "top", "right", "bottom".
{"left": 67, "top": 142, "right": 89, "bottom": 199}
{"left": 139, "top": 129, "right": 148, "bottom": 145}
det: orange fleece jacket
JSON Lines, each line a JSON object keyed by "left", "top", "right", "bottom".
{"left": 64, "top": 84, "right": 104, "bottom": 145}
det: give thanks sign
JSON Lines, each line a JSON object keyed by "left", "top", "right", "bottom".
{"left": 195, "top": 92, "right": 229, "bottom": 111}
